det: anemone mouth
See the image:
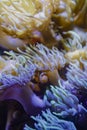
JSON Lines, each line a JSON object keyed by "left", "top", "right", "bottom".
{"left": 0, "top": 0, "right": 53, "bottom": 38}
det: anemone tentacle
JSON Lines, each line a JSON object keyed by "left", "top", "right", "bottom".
{"left": 18, "top": 44, "right": 66, "bottom": 71}
{"left": 24, "top": 109, "right": 76, "bottom": 130}
{"left": 66, "top": 59, "right": 87, "bottom": 90}
{"left": 44, "top": 84, "right": 87, "bottom": 118}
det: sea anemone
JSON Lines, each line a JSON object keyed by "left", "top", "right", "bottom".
{"left": 0, "top": 1, "right": 87, "bottom": 130}
{"left": 18, "top": 44, "right": 66, "bottom": 85}
{"left": 0, "top": 60, "right": 49, "bottom": 128}
{"left": 18, "top": 44, "right": 66, "bottom": 71}
{"left": 74, "top": 0, "right": 87, "bottom": 28}
{"left": 65, "top": 48, "right": 87, "bottom": 62}
{"left": 0, "top": 0, "right": 51, "bottom": 51}
{"left": 63, "top": 31, "right": 82, "bottom": 52}
{"left": 0, "top": 0, "right": 87, "bottom": 51}
{"left": 0, "top": 0, "right": 53, "bottom": 37}
{"left": 0, "top": 55, "right": 18, "bottom": 75}
{"left": 44, "top": 84, "right": 87, "bottom": 118}
{"left": 24, "top": 109, "right": 76, "bottom": 130}
{"left": 66, "top": 59, "right": 87, "bottom": 91}
{"left": 65, "top": 59, "right": 87, "bottom": 109}
{"left": 0, "top": 0, "right": 53, "bottom": 50}
{"left": 0, "top": 50, "right": 29, "bottom": 76}
{"left": 0, "top": 54, "right": 47, "bottom": 115}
